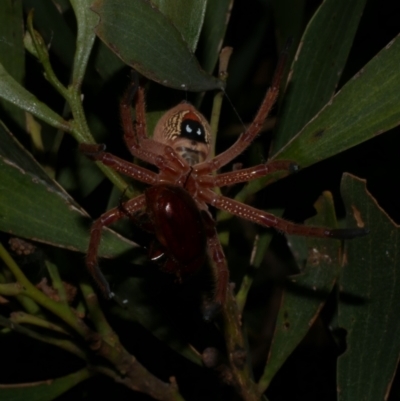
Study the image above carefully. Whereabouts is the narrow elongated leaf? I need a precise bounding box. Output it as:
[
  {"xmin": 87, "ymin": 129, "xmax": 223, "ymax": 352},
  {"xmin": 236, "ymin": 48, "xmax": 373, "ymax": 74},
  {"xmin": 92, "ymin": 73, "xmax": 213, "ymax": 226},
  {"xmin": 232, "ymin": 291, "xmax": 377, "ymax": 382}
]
[
  {"xmin": 273, "ymin": 33, "xmax": 400, "ymax": 167},
  {"xmin": 0, "ymin": 122, "xmax": 136, "ymax": 257},
  {"xmin": 0, "ymin": 63, "xmax": 69, "ymax": 132},
  {"xmin": 0, "ymin": 369, "xmax": 92, "ymax": 401},
  {"xmin": 91, "ymin": 0, "xmax": 223, "ymax": 91},
  {"xmin": 273, "ymin": 0, "xmax": 367, "ymax": 152},
  {"xmin": 0, "ymin": 0, "xmax": 25, "ymax": 130},
  {"xmin": 70, "ymin": 0, "xmax": 98, "ymax": 85},
  {"xmin": 338, "ymin": 174, "xmax": 400, "ymax": 401},
  {"xmin": 152, "ymin": 0, "xmax": 207, "ymax": 52},
  {"xmin": 198, "ymin": 0, "xmax": 233, "ymax": 74},
  {"xmin": 259, "ymin": 192, "xmax": 341, "ymax": 392}
]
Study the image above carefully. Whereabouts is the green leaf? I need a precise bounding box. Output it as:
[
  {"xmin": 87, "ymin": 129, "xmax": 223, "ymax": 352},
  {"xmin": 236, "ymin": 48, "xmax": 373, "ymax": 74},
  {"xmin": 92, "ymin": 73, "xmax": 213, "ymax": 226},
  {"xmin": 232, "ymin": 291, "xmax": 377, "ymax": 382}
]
[
  {"xmin": 70, "ymin": 0, "xmax": 98, "ymax": 86},
  {"xmin": 198, "ymin": 0, "xmax": 233, "ymax": 73},
  {"xmin": 338, "ymin": 174, "xmax": 400, "ymax": 401},
  {"xmin": 0, "ymin": 63, "xmax": 69, "ymax": 132},
  {"xmin": 152, "ymin": 0, "xmax": 207, "ymax": 52},
  {"xmin": 0, "ymin": 368, "xmax": 92, "ymax": 401},
  {"xmin": 258, "ymin": 191, "xmax": 341, "ymax": 392},
  {"xmin": 0, "ymin": 0, "xmax": 25, "ymax": 130},
  {"xmin": 273, "ymin": 33, "xmax": 400, "ymax": 167},
  {"xmin": 0, "ymin": 122, "xmax": 136, "ymax": 258},
  {"xmin": 273, "ymin": 0, "xmax": 367, "ymax": 152},
  {"xmin": 91, "ymin": 0, "xmax": 223, "ymax": 91}
]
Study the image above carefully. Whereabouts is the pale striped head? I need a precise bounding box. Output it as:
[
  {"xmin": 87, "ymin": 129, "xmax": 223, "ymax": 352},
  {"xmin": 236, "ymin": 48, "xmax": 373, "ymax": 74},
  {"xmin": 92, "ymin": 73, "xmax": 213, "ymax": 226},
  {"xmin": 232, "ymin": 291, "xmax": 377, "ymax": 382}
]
[{"xmin": 153, "ymin": 103, "xmax": 211, "ymax": 166}]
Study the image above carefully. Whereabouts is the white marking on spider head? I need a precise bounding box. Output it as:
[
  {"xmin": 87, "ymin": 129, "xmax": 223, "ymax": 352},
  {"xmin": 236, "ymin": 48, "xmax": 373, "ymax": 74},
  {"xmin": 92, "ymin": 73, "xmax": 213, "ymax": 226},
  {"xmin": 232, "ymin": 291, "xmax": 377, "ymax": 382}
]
[{"xmin": 186, "ymin": 125, "xmax": 192, "ymax": 133}]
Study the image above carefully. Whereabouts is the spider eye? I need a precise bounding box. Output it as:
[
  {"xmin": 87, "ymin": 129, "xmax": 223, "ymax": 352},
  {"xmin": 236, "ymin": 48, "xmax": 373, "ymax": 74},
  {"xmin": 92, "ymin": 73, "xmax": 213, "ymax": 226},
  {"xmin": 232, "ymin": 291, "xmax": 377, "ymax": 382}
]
[{"xmin": 181, "ymin": 119, "xmax": 206, "ymax": 143}]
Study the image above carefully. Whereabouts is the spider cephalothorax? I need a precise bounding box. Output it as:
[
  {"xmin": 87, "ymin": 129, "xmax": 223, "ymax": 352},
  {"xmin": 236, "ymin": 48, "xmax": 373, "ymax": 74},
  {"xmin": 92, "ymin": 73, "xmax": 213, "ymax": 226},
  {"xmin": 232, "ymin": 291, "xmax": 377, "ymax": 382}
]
[{"xmin": 80, "ymin": 50, "xmax": 367, "ymax": 317}]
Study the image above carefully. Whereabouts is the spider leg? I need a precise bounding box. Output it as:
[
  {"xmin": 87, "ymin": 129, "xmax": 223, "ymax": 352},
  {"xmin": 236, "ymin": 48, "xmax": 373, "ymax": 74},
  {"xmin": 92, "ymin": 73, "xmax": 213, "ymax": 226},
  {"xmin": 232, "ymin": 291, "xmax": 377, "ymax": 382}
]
[
  {"xmin": 200, "ymin": 189, "xmax": 368, "ymax": 239},
  {"xmin": 121, "ymin": 77, "xmax": 188, "ymax": 172},
  {"xmin": 194, "ymin": 48, "xmax": 288, "ymax": 175},
  {"xmin": 80, "ymin": 144, "xmax": 160, "ymax": 185},
  {"xmin": 202, "ymin": 214, "xmax": 230, "ymax": 320},
  {"xmin": 198, "ymin": 160, "xmax": 298, "ymax": 188},
  {"xmin": 121, "ymin": 78, "xmax": 149, "ymax": 147},
  {"xmin": 86, "ymin": 194, "xmax": 146, "ymax": 298}
]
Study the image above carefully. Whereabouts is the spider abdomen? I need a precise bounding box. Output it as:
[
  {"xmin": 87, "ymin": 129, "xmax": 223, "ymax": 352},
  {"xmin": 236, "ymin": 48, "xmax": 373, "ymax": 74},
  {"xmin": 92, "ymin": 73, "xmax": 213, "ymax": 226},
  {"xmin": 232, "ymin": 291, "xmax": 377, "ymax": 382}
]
[
  {"xmin": 153, "ymin": 103, "xmax": 212, "ymax": 165},
  {"xmin": 145, "ymin": 184, "xmax": 207, "ymax": 277}
]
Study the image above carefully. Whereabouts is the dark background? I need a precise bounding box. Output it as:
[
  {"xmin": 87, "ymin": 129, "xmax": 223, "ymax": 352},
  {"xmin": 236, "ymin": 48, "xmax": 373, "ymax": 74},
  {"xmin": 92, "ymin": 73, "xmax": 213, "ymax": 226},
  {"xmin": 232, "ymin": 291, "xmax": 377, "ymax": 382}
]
[{"xmin": 1, "ymin": 0, "xmax": 400, "ymax": 400}]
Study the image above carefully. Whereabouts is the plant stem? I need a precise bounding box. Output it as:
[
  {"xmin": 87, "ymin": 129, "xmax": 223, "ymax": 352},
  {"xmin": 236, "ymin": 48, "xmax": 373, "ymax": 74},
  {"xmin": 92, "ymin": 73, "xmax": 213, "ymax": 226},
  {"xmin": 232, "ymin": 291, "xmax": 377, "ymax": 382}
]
[
  {"xmin": 221, "ymin": 287, "xmax": 261, "ymax": 401},
  {"xmin": 80, "ymin": 281, "xmax": 115, "ymax": 340},
  {"xmin": 210, "ymin": 47, "xmax": 233, "ymax": 159},
  {"xmin": 0, "ymin": 242, "xmax": 90, "ymax": 338}
]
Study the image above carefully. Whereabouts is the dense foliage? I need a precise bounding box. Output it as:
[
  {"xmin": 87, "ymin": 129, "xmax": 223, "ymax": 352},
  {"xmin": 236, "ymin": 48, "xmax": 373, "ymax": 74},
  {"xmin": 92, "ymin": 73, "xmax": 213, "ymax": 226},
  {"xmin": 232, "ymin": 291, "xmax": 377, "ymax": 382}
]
[{"xmin": 0, "ymin": 0, "xmax": 399, "ymax": 400}]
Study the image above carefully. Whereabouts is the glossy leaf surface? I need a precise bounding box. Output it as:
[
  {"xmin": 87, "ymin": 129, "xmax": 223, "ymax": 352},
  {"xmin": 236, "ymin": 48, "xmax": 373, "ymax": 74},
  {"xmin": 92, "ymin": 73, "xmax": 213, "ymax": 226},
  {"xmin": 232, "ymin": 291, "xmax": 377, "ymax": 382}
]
[
  {"xmin": 273, "ymin": 0, "xmax": 367, "ymax": 151},
  {"xmin": 0, "ymin": 0, "xmax": 25, "ymax": 130},
  {"xmin": 0, "ymin": 63, "xmax": 69, "ymax": 132},
  {"xmin": 273, "ymin": 34, "xmax": 400, "ymax": 167},
  {"xmin": 92, "ymin": 0, "xmax": 223, "ymax": 91},
  {"xmin": 0, "ymin": 122, "xmax": 135, "ymax": 257},
  {"xmin": 70, "ymin": 0, "xmax": 98, "ymax": 85},
  {"xmin": 152, "ymin": 0, "xmax": 207, "ymax": 52}
]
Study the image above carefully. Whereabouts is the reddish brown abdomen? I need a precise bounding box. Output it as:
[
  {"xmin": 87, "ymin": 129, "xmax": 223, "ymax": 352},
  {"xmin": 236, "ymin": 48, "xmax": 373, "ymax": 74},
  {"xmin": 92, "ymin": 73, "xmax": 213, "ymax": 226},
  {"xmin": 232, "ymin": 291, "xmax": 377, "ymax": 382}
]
[{"xmin": 145, "ymin": 184, "xmax": 206, "ymax": 276}]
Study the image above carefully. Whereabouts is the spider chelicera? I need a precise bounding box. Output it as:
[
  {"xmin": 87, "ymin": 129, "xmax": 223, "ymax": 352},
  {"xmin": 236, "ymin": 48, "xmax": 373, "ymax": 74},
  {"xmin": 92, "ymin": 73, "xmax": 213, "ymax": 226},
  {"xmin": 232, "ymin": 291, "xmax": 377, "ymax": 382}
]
[{"xmin": 80, "ymin": 51, "xmax": 367, "ymax": 317}]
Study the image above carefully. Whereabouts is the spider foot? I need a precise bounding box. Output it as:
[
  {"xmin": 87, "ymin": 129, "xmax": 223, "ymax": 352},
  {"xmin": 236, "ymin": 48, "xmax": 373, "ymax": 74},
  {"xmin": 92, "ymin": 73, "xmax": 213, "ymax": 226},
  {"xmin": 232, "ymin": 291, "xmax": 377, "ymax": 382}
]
[
  {"xmin": 95, "ymin": 288, "xmax": 128, "ymax": 308},
  {"xmin": 96, "ymin": 281, "xmax": 114, "ymax": 300},
  {"xmin": 125, "ymin": 70, "xmax": 140, "ymax": 104},
  {"xmin": 112, "ymin": 293, "xmax": 131, "ymax": 309},
  {"xmin": 79, "ymin": 143, "xmax": 106, "ymax": 160},
  {"xmin": 328, "ymin": 227, "xmax": 369, "ymax": 239}
]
